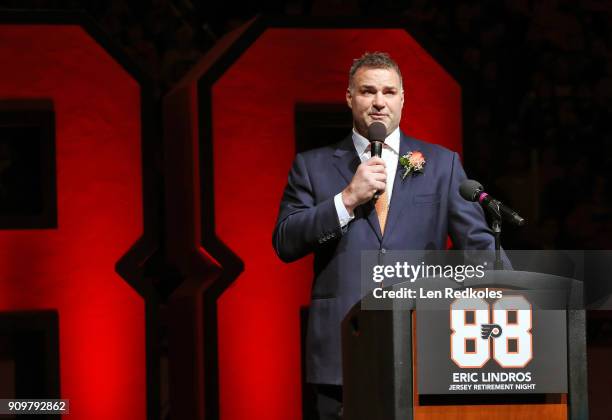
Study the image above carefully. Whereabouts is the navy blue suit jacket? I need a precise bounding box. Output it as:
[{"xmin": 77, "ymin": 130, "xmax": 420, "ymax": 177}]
[{"xmin": 273, "ymin": 132, "xmax": 496, "ymax": 385}]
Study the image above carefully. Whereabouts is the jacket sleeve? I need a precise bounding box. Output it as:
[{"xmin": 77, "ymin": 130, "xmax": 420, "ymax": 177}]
[
  {"xmin": 447, "ymin": 152, "xmax": 496, "ymax": 250},
  {"xmin": 272, "ymin": 153, "xmax": 343, "ymax": 263},
  {"xmin": 447, "ymin": 152, "xmax": 513, "ymax": 268}
]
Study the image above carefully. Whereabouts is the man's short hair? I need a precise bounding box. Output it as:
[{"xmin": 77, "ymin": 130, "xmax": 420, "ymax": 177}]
[{"xmin": 348, "ymin": 52, "xmax": 403, "ymax": 90}]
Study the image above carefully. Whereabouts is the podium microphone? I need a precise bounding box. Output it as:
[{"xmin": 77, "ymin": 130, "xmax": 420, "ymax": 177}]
[
  {"xmin": 459, "ymin": 179, "xmax": 526, "ymax": 226},
  {"xmin": 368, "ymin": 122, "xmax": 386, "ymax": 199}
]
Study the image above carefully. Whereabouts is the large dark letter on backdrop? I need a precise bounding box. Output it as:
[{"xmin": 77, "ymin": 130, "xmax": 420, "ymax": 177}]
[{"xmin": 0, "ymin": 15, "xmax": 156, "ymax": 420}]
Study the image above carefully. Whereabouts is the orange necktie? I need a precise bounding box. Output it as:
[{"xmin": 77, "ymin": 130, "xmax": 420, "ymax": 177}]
[{"xmin": 375, "ymin": 189, "xmax": 389, "ymax": 234}]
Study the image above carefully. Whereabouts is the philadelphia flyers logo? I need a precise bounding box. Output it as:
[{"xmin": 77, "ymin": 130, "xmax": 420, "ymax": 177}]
[{"xmin": 481, "ymin": 323, "xmax": 503, "ymax": 339}]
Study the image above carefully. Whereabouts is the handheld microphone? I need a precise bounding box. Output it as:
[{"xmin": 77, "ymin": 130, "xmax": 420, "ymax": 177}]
[
  {"xmin": 367, "ymin": 122, "xmax": 386, "ymax": 159},
  {"xmin": 459, "ymin": 180, "xmax": 526, "ymax": 226},
  {"xmin": 367, "ymin": 122, "xmax": 387, "ymax": 199}
]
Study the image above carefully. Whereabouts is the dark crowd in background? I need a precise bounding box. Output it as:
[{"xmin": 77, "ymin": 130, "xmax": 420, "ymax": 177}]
[{"xmin": 2, "ymin": 0, "xmax": 611, "ymax": 250}]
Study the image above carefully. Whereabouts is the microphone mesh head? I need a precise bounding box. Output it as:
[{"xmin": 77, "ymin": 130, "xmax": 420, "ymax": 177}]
[
  {"xmin": 459, "ymin": 180, "xmax": 484, "ymax": 202},
  {"xmin": 367, "ymin": 122, "xmax": 387, "ymax": 142}
]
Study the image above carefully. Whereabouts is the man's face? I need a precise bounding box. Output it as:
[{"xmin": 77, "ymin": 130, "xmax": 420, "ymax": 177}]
[{"xmin": 346, "ymin": 66, "xmax": 404, "ymax": 137}]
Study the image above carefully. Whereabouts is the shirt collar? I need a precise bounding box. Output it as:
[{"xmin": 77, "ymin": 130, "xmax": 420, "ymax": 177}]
[{"xmin": 352, "ymin": 126, "xmax": 401, "ymax": 157}]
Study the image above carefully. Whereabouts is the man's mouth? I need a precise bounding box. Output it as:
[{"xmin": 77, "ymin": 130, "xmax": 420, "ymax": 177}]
[{"xmin": 369, "ymin": 113, "xmax": 388, "ymax": 119}]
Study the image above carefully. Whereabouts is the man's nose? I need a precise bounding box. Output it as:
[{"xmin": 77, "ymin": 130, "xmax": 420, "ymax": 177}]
[{"xmin": 372, "ymin": 92, "xmax": 385, "ymax": 109}]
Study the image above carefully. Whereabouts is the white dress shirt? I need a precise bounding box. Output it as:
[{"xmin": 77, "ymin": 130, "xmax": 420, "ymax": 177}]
[{"xmin": 334, "ymin": 127, "xmax": 401, "ymax": 227}]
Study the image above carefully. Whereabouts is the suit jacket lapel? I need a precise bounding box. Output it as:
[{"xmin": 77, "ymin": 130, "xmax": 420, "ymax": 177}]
[
  {"xmin": 364, "ymin": 200, "xmax": 383, "ymax": 242},
  {"xmin": 332, "ymin": 135, "xmax": 360, "ymax": 184},
  {"xmin": 384, "ymin": 133, "xmax": 416, "ymax": 240},
  {"xmin": 333, "ymin": 135, "xmax": 383, "ymax": 242}
]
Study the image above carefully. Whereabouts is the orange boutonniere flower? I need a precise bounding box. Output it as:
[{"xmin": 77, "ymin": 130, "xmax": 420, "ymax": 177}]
[{"xmin": 399, "ymin": 151, "xmax": 426, "ymax": 179}]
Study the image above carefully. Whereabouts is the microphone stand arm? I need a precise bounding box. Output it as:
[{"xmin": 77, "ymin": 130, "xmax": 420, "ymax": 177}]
[{"xmin": 488, "ymin": 202, "xmax": 503, "ymax": 270}]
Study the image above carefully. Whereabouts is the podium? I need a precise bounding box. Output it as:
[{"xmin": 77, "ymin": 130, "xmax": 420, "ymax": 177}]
[{"xmin": 341, "ymin": 271, "xmax": 588, "ymax": 420}]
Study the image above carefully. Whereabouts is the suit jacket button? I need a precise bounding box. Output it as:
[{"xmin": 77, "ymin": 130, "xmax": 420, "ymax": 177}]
[{"xmin": 381, "ymin": 248, "xmax": 387, "ymax": 254}]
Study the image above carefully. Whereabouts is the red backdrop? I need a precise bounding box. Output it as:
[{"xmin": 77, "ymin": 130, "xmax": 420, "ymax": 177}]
[
  {"xmin": 0, "ymin": 25, "xmax": 145, "ymax": 419},
  {"xmin": 205, "ymin": 28, "xmax": 462, "ymax": 419}
]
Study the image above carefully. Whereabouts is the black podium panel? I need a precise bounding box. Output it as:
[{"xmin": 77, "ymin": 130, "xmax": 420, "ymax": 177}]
[{"xmin": 417, "ymin": 302, "xmax": 567, "ymax": 394}]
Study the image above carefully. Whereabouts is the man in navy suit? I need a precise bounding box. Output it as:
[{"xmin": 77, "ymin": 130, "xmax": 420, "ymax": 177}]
[{"xmin": 273, "ymin": 52, "xmax": 495, "ymax": 419}]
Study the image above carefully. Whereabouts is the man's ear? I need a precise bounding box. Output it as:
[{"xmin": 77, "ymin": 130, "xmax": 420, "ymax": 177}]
[{"xmin": 346, "ymin": 88, "xmax": 353, "ymax": 109}]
